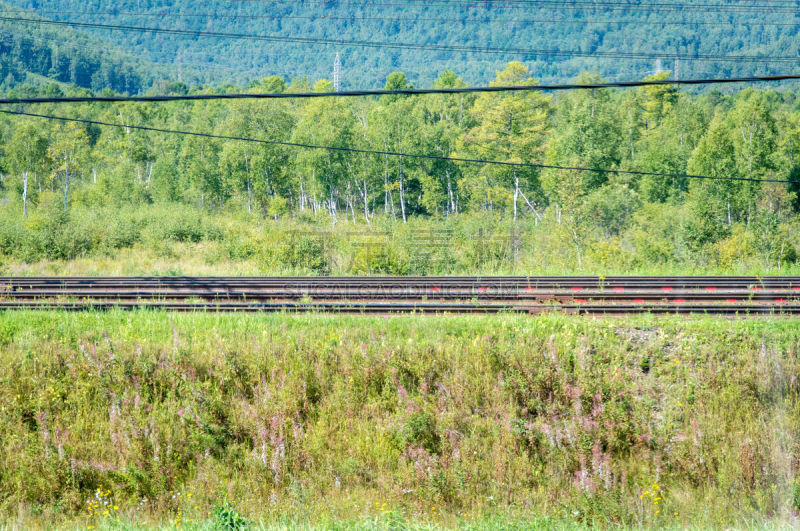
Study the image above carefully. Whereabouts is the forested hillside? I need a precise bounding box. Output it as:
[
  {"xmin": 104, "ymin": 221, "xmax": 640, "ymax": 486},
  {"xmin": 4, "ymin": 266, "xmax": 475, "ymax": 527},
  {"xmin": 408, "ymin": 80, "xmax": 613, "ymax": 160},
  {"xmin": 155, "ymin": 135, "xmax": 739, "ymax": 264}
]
[
  {"xmin": 2, "ymin": 0, "xmax": 800, "ymax": 88},
  {"xmin": 0, "ymin": 6, "xmax": 172, "ymax": 94},
  {"xmin": 1, "ymin": 64, "xmax": 799, "ymax": 275},
  {"xmin": 0, "ymin": 1, "xmax": 224, "ymax": 93}
]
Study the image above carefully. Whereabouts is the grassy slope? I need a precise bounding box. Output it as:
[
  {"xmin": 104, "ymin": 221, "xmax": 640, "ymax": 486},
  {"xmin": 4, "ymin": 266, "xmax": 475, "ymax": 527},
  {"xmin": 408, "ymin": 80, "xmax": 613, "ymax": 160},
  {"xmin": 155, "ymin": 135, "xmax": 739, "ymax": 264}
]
[{"xmin": 0, "ymin": 311, "xmax": 798, "ymax": 528}]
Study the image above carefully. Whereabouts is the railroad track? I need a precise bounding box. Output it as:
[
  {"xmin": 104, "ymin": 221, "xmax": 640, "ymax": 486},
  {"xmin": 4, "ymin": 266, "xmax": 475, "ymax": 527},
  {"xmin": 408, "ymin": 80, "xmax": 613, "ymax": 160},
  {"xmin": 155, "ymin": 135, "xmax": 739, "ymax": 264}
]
[{"xmin": 1, "ymin": 276, "xmax": 800, "ymax": 314}]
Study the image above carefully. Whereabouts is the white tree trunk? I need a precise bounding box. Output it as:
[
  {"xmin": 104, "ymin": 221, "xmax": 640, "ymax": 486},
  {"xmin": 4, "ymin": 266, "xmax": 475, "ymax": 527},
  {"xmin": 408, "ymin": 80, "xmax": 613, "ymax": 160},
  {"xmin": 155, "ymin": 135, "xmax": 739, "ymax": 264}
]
[
  {"xmin": 399, "ymin": 160, "xmax": 407, "ymax": 223},
  {"xmin": 447, "ymin": 171, "xmax": 456, "ymax": 215},
  {"xmin": 329, "ymin": 187, "xmax": 337, "ymax": 225},
  {"xmin": 22, "ymin": 171, "xmax": 28, "ymax": 217},
  {"xmin": 63, "ymin": 153, "xmax": 70, "ymax": 211},
  {"xmin": 362, "ymin": 180, "xmax": 370, "ymax": 224}
]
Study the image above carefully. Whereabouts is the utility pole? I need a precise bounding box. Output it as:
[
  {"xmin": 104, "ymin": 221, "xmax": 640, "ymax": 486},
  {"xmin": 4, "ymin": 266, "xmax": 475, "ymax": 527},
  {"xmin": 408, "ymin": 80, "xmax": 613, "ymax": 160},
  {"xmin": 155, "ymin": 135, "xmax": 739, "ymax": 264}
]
[
  {"xmin": 655, "ymin": 58, "xmax": 662, "ymax": 74},
  {"xmin": 673, "ymin": 58, "xmax": 679, "ymax": 79},
  {"xmin": 333, "ymin": 52, "xmax": 341, "ymax": 92}
]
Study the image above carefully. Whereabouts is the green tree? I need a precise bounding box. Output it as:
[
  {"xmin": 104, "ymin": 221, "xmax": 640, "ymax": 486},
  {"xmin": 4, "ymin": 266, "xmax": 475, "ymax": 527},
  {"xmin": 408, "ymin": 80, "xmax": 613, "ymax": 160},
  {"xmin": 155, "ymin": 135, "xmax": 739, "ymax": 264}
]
[
  {"xmin": 638, "ymin": 72, "xmax": 679, "ymax": 129},
  {"xmin": 542, "ymin": 73, "xmax": 622, "ymax": 206},
  {"xmin": 47, "ymin": 121, "xmax": 89, "ymax": 210},
  {"xmin": 728, "ymin": 90, "xmax": 778, "ymax": 223},
  {"xmin": 292, "ymin": 79, "xmax": 356, "ymax": 223},
  {"xmin": 635, "ymin": 97, "xmax": 709, "ymax": 202},
  {"xmin": 7, "ymin": 122, "xmax": 49, "ymax": 216},
  {"xmin": 458, "ymin": 62, "xmax": 551, "ymax": 219},
  {"xmin": 368, "ymin": 72, "xmax": 424, "ymax": 222},
  {"xmin": 686, "ymin": 113, "xmax": 738, "ymax": 246}
]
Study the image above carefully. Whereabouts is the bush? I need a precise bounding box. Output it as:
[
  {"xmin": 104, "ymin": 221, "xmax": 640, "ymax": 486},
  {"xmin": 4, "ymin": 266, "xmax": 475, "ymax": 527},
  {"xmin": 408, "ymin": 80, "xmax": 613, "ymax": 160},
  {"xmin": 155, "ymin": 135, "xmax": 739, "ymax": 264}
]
[
  {"xmin": 349, "ymin": 244, "xmax": 409, "ymax": 275},
  {"xmin": 275, "ymin": 234, "xmax": 329, "ymax": 274},
  {"xmin": 143, "ymin": 208, "xmax": 224, "ymax": 243},
  {"xmin": 212, "ymin": 500, "xmax": 250, "ymax": 530},
  {"xmin": 398, "ymin": 410, "xmax": 441, "ymax": 455}
]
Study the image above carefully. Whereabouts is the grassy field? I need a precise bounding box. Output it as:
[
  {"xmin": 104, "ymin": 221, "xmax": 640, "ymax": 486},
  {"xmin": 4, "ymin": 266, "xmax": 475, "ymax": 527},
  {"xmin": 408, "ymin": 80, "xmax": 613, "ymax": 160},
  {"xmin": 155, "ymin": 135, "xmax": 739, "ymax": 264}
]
[{"xmin": 0, "ymin": 311, "xmax": 798, "ymax": 529}]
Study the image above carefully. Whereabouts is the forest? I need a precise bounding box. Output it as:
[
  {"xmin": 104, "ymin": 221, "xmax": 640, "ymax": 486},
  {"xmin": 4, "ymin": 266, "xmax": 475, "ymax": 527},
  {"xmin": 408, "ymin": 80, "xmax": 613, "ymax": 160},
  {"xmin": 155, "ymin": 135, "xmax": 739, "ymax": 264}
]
[
  {"xmin": 1, "ymin": 0, "xmax": 800, "ymax": 89},
  {"xmin": 0, "ymin": 63, "xmax": 799, "ymax": 275}
]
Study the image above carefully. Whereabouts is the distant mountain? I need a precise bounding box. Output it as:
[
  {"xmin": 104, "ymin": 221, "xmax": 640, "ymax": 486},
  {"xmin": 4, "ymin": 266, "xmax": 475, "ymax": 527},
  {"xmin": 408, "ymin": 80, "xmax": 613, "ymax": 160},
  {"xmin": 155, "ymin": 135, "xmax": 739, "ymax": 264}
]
[{"xmin": 2, "ymin": 0, "xmax": 800, "ymax": 89}]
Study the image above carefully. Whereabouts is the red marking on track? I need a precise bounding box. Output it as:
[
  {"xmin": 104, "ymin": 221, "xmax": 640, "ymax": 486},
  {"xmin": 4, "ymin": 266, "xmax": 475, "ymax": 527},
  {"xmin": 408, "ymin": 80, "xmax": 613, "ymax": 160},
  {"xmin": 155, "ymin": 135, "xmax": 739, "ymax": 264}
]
[
  {"xmin": 612, "ymin": 286, "xmax": 624, "ymax": 292},
  {"xmin": 705, "ymin": 287, "xmax": 717, "ymax": 291},
  {"xmin": 661, "ymin": 286, "xmax": 673, "ymax": 292},
  {"xmin": 751, "ymin": 286, "xmax": 762, "ymax": 291},
  {"xmin": 478, "ymin": 287, "xmax": 489, "ymax": 292},
  {"xmin": 673, "ymin": 298, "xmax": 686, "ymax": 303},
  {"xmin": 793, "ymin": 287, "xmax": 800, "ymax": 291},
  {"xmin": 575, "ymin": 298, "xmax": 587, "ymax": 304},
  {"xmin": 726, "ymin": 298, "xmax": 737, "ymax": 303},
  {"xmin": 525, "ymin": 286, "xmax": 536, "ymax": 291},
  {"xmin": 570, "ymin": 286, "xmax": 583, "ymax": 291},
  {"xmin": 776, "ymin": 298, "xmax": 787, "ymax": 303},
  {"xmin": 633, "ymin": 298, "xmax": 645, "ymax": 304},
  {"xmin": 429, "ymin": 286, "xmax": 441, "ymax": 291}
]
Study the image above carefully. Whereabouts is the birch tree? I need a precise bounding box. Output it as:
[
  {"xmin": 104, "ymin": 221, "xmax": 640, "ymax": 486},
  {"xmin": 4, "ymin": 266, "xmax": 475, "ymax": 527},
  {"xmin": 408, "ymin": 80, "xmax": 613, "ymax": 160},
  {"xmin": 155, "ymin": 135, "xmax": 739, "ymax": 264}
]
[
  {"xmin": 8, "ymin": 123, "xmax": 48, "ymax": 217},
  {"xmin": 47, "ymin": 122, "xmax": 89, "ymax": 211}
]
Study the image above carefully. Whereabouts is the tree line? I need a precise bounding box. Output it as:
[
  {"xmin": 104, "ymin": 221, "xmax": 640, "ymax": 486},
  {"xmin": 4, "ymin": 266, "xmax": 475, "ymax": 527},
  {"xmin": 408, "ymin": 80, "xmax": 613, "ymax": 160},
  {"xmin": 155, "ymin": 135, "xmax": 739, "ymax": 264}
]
[{"xmin": 1, "ymin": 63, "xmax": 799, "ymax": 258}]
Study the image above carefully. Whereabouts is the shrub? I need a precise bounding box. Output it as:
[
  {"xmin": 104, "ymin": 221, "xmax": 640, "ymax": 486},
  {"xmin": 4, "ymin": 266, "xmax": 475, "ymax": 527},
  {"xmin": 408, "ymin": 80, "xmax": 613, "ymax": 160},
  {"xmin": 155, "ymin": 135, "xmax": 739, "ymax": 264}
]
[
  {"xmin": 212, "ymin": 500, "xmax": 250, "ymax": 530},
  {"xmin": 275, "ymin": 235, "xmax": 329, "ymax": 274},
  {"xmin": 349, "ymin": 244, "xmax": 409, "ymax": 275},
  {"xmin": 398, "ymin": 410, "xmax": 441, "ymax": 455}
]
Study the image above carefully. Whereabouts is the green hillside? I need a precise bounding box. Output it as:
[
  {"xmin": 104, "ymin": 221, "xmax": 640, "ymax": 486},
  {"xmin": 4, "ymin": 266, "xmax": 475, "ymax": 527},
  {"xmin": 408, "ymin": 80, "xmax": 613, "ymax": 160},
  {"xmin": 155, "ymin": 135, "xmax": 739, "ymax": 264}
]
[
  {"xmin": 2, "ymin": 0, "xmax": 800, "ymax": 88},
  {"xmin": 0, "ymin": 1, "xmax": 228, "ymax": 93}
]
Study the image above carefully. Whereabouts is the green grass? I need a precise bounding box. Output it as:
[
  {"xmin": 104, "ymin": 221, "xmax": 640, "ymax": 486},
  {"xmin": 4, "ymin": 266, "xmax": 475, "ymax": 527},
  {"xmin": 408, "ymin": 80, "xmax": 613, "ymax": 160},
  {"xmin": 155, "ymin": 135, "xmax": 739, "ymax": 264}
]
[
  {"xmin": 2, "ymin": 203, "xmax": 799, "ymax": 277},
  {"xmin": 0, "ymin": 311, "xmax": 798, "ymax": 528}
]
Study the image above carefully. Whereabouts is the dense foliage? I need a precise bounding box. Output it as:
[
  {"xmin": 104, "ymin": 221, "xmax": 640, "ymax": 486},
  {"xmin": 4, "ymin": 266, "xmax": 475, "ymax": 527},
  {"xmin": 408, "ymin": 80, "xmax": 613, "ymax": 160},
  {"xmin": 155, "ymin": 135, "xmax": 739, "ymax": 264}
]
[
  {"xmin": 1, "ymin": 65, "xmax": 800, "ymax": 273},
  {"xmin": 0, "ymin": 1, "xmax": 177, "ymax": 93},
  {"xmin": 0, "ymin": 312, "xmax": 797, "ymax": 527},
  {"xmin": 4, "ymin": 0, "xmax": 800, "ymax": 87}
]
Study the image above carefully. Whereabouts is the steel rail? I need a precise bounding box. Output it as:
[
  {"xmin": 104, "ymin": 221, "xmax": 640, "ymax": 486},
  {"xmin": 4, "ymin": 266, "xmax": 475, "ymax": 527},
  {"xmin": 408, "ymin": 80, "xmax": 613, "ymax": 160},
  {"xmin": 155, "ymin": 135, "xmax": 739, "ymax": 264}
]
[
  {"xmin": 0, "ymin": 300, "xmax": 799, "ymax": 315},
  {"xmin": 2, "ymin": 288, "xmax": 799, "ymax": 301},
  {"xmin": 1, "ymin": 276, "xmax": 800, "ymax": 315},
  {"xmin": 2, "ymin": 276, "xmax": 800, "ymax": 288}
]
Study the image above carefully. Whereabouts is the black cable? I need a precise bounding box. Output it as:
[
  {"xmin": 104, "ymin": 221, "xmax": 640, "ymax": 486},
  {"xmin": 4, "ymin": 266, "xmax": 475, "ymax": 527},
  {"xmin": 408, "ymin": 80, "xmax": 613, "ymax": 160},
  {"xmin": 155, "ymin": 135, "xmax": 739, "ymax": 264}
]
[
  {"xmin": 8, "ymin": 8, "xmax": 800, "ymax": 26},
  {"xmin": 1, "ymin": 108, "xmax": 796, "ymax": 184},
  {"xmin": 2, "ymin": 74, "xmax": 800, "ymax": 105},
  {"xmin": 224, "ymin": 0, "xmax": 800, "ymax": 12},
  {"xmin": 3, "ymin": 16, "xmax": 799, "ymax": 64}
]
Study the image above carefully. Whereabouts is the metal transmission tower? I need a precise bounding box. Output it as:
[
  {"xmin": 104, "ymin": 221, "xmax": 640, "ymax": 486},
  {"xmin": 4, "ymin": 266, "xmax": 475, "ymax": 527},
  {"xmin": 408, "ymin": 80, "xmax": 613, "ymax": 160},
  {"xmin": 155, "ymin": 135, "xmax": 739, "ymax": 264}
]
[{"xmin": 333, "ymin": 53, "xmax": 341, "ymax": 92}]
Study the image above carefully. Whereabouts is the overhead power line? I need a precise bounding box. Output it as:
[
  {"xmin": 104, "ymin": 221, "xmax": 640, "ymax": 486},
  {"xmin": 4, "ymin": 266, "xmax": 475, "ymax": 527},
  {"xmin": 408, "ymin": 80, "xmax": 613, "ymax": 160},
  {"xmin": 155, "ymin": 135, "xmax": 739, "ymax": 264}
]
[
  {"xmin": 2, "ymin": 74, "xmax": 800, "ymax": 105},
  {"xmin": 3, "ymin": 16, "xmax": 799, "ymax": 64},
  {"xmin": 1, "ymin": 108, "xmax": 796, "ymax": 185},
  {"xmin": 224, "ymin": 0, "xmax": 800, "ymax": 12},
  {"xmin": 7, "ymin": 8, "xmax": 800, "ymax": 27}
]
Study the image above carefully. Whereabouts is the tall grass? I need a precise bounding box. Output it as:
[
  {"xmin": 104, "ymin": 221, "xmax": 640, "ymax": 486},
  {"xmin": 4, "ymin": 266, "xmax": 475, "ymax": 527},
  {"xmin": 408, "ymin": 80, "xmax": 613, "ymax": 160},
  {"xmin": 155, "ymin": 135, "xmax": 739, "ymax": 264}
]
[
  {"xmin": 2, "ymin": 202, "xmax": 800, "ymax": 276},
  {"xmin": 0, "ymin": 311, "xmax": 797, "ymax": 528}
]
